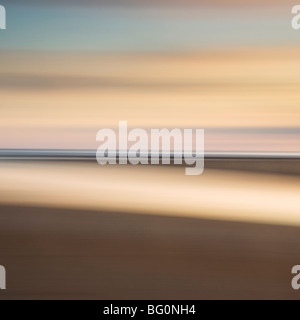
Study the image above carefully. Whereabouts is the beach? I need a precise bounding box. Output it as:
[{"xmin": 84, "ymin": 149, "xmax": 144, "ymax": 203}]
[{"xmin": 0, "ymin": 160, "xmax": 299, "ymax": 299}]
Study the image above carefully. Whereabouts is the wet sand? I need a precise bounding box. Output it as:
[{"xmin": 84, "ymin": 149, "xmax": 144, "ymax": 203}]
[
  {"xmin": 0, "ymin": 205, "xmax": 300, "ymax": 300},
  {"xmin": 0, "ymin": 161, "xmax": 300, "ymax": 226}
]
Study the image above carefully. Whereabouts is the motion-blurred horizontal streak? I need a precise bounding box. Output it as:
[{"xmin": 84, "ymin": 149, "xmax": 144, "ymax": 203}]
[
  {"xmin": 0, "ymin": 149, "xmax": 299, "ymax": 175},
  {"xmin": 0, "ymin": 149, "xmax": 299, "ymax": 158}
]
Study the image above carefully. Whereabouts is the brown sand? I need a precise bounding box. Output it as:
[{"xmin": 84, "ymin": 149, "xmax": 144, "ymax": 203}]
[{"xmin": 0, "ymin": 205, "xmax": 299, "ymax": 300}]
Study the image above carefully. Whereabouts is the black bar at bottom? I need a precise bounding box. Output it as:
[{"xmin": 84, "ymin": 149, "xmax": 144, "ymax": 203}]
[{"xmin": 0, "ymin": 300, "xmax": 292, "ymax": 319}]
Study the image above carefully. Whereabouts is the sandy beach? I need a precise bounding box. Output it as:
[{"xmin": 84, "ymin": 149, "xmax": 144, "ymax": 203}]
[
  {"xmin": 1, "ymin": 204, "xmax": 300, "ymax": 300},
  {"xmin": 0, "ymin": 160, "xmax": 299, "ymax": 299}
]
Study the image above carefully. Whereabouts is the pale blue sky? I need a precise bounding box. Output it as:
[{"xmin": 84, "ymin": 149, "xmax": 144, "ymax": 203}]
[{"xmin": 0, "ymin": 4, "xmax": 298, "ymax": 52}]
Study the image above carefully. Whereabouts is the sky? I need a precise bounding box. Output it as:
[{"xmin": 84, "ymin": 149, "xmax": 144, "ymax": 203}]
[
  {"xmin": 0, "ymin": 3, "xmax": 298, "ymax": 51},
  {"xmin": 2, "ymin": 0, "xmax": 294, "ymax": 5},
  {"xmin": 0, "ymin": 2, "xmax": 299, "ymax": 151}
]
